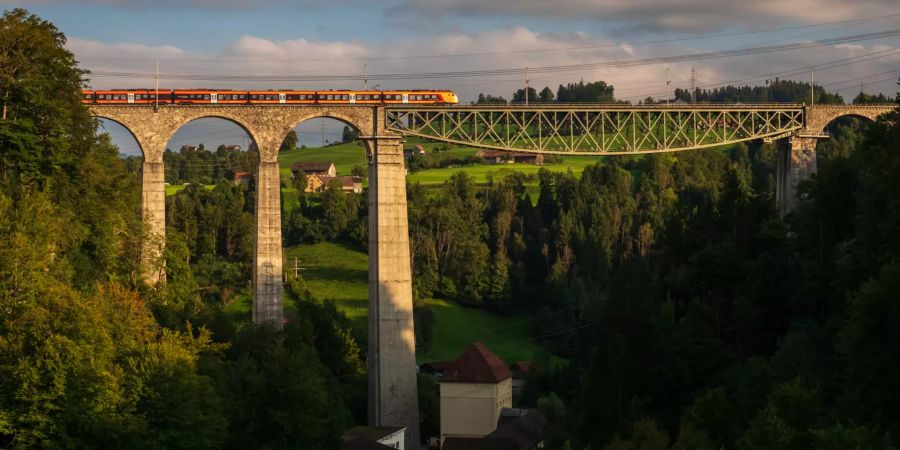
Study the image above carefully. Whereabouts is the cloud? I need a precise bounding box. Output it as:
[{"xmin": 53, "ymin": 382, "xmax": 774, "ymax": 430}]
[
  {"xmin": 4, "ymin": 0, "xmax": 370, "ymax": 9},
  {"xmin": 68, "ymin": 26, "xmax": 900, "ymax": 102},
  {"xmin": 396, "ymin": 0, "xmax": 900, "ymax": 33}
]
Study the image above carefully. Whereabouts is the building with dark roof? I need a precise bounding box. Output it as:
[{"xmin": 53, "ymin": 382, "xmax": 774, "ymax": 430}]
[
  {"xmin": 475, "ymin": 150, "xmax": 544, "ymax": 165},
  {"xmin": 232, "ymin": 171, "xmax": 253, "ymax": 186},
  {"xmin": 441, "ymin": 342, "xmax": 512, "ymax": 383},
  {"xmin": 343, "ymin": 426, "xmax": 405, "ymax": 450},
  {"xmin": 440, "ymin": 343, "xmax": 513, "ymax": 445},
  {"xmin": 342, "ymin": 436, "xmax": 396, "ymax": 450},
  {"xmin": 290, "ymin": 161, "xmax": 336, "ymax": 178},
  {"xmin": 441, "ymin": 409, "xmax": 547, "ymax": 450}
]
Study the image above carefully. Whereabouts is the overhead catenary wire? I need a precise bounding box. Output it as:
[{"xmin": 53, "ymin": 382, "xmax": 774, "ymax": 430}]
[
  {"xmin": 616, "ymin": 48, "xmax": 900, "ymax": 101},
  {"xmin": 78, "ymin": 13, "xmax": 900, "ymax": 64},
  {"xmin": 86, "ymin": 29, "xmax": 900, "ymax": 83}
]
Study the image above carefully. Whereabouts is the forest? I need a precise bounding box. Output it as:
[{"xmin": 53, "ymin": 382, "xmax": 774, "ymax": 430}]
[{"xmin": 2, "ymin": 8, "xmax": 900, "ymax": 450}]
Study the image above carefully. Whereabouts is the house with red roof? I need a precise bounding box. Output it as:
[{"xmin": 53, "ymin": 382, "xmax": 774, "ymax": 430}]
[{"xmin": 439, "ymin": 342, "xmax": 513, "ymax": 445}]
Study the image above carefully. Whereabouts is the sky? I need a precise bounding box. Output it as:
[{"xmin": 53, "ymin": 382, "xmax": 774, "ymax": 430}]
[{"xmin": 5, "ymin": 0, "xmax": 900, "ymax": 157}]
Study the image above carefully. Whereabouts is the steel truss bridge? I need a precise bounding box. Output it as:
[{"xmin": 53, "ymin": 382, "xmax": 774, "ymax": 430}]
[{"xmin": 386, "ymin": 104, "xmax": 809, "ymax": 155}]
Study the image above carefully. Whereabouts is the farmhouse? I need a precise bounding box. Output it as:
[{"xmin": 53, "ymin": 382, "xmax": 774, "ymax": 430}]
[
  {"xmin": 475, "ymin": 150, "xmax": 544, "ymax": 165},
  {"xmin": 291, "ymin": 161, "xmax": 336, "ymax": 178}
]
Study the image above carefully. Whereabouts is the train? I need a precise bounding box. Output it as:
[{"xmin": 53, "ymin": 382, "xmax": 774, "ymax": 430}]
[{"xmin": 81, "ymin": 89, "xmax": 459, "ymax": 105}]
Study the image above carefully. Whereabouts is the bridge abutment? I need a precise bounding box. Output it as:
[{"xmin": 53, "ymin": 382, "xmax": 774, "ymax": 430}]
[
  {"xmin": 366, "ymin": 135, "xmax": 420, "ymax": 445},
  {"xmin": 253, "ymin": 158, "xmax": 285, "ymax": 326}
]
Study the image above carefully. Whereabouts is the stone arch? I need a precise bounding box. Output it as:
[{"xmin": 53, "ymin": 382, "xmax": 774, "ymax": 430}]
[
  {"xmin": 94, "ymin": 116, "xmax": 145, "ymax": 157},
  {"xmin": 805, "ymin": 105, "xmax": 892, "ymax": 135},
  {"xmin": 280, "ymin": 107, "xmax": 380, "ymax": 159},
  {"xmin": 818, "ymin": 113, "xmax": 878, "ymax": 134},
  {"xmin": 156, "ymin": 110, "xmax": 265, "ymax": 161}
]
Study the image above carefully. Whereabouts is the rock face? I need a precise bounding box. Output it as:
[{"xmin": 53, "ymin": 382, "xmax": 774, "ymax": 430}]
[{"xmin": 90, "ymin": 105, "xmax": 419, "ymax": 442}]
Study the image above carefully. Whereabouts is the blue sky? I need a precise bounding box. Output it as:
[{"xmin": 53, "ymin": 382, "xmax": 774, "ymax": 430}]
[{"xmin": 5, "ymin": 0, "xmax": 899, "ymax": 158}]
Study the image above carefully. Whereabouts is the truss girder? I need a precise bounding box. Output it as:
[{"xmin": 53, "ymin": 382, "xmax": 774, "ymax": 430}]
[{"xmin": 386, "ymin": 107, "xmax": 804, "ymax": 155}]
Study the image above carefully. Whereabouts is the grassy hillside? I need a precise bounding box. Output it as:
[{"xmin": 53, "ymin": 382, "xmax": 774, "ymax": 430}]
[
  {"xmin": 282, "ymin": 240, "xmax": 559, "ymax": 365},
  {"xmin": 421, "ymin": 298, "xmax": 556, "ymax": 365}
]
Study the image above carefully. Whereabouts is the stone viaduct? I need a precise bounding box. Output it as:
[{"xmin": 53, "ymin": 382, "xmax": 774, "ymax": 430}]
[
  {"xmin": 91, "ymin": 105, "xmax": 420, "ymax": 444},
  {"xmin": 89, "ymin": 102, "xmax": 895, "ymax": 443},
  {"xmin": 778, "ymin": 104, "xmax": 893, "ymax": 214}
]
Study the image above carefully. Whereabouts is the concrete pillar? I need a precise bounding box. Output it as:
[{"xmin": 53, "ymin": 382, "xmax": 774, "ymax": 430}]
[
  {"xmin": 366, "ymin": 137, "xmax": 420, "ymax": 445},
  {"xmin": 253, "ymin": 158, "xmax": 284, "ymax": 326},
  {"xmin": 777, "ymin": 136, "xmax": 819, "ymax": 216},
  {"xmin": 141, "ymin": 160, "xmax": 166, "ymax": 284}
]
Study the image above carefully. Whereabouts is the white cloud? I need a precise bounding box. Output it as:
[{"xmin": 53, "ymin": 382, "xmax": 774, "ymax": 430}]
[
  {"xmin": 69, "ymin": 26, "xmax": 900, "ymax": 102},
  {"xmin": 397, "ymin": 0, "xmax": 900, "ymax": 33}
]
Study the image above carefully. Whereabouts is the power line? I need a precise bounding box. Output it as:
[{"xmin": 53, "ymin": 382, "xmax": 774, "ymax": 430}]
[
  {"xmin": 78, "ymin": 13, "xmax": 900, "ymax": 64},
  {"xmin": 87, "ymin": 29, "xmax": 900, "ymax": 83},
  {"xmin": 617, "ymin": 47, "xmax": 900, "ymax": 101}
]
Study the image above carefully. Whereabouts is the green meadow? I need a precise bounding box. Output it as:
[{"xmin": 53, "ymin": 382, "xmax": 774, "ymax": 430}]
[{"xmin": 276, "ymin": 240, "xmax": 559, "ymax": 365}]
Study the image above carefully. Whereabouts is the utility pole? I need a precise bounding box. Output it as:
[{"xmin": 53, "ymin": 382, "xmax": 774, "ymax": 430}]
[
  {"xmin": 290, "ymin": 257, "xmax": 302, "ymax": 279},
  {"xmin": 321, "ymin": 120, "xmax": 326, "ymax": 147},
  {"xmin": 524, "ymin": 66, "xmax": 529, "ymax": 106},
  {"xmin": 155, "ymin": 60, "xmax": 159, "ymax": 111},
  {"xmin": 665, "ymin": 67, "xmax": 670, "ymax": 106},
  {"xmin": 690, "ymin": 65, "xmax": 696, "ymax": 103},
  {"xmin": 810, "ymin": 67, "xmax": 815, "ymax": 106},
  {"xmin": 364, "ymin": 64, "xmax": 368, "ymax": 91}
]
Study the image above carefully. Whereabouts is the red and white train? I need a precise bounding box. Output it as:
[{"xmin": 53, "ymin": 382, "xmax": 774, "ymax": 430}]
[{"xmin": 81, "ymin": 89, "xmax": 459, "ymax": 105}]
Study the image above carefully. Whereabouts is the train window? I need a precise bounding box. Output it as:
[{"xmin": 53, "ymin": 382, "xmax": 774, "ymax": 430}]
[{"xmin": 374, "ymin": 94, "xmax": 381, "ymax": 100}]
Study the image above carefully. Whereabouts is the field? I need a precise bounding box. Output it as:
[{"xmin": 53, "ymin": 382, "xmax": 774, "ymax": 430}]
[
  {"xmin": 276, "ymin": 139, "xmax": 609, "ymax": 185},
  {"xmin": 165, "ymin": 184, "xmax": 216, "ymax": 195},
  {"xmin": 278, "ymin": 141, "xmax": 367, "ymax": 177},
  {"xmin": 420, "ymin": 298, "xmax": 556, "ymax": 365},
  {"xmin": 281, "ymin": 240, "xmax": 559, "ymax": 365}
]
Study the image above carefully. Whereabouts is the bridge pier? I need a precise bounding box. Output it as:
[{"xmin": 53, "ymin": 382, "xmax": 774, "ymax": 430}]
[
  {"xmin": 365, "ymin": 135, "xmax": 420, "ymax": 445},
  {"xmin": 253, "ymin": 158, "xmax": 284, "ymax": 326},
  {"xmin": 777, "ymin": 135, "xmax": 820, "ymax": 216},
  {"xmin": 141, "ymin": 159, "xmax": 166, "ymax": 284}
]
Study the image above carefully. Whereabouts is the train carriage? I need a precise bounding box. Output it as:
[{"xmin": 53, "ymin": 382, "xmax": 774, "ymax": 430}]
[
  {"xmin": 248, "ymin": 91, "xmax": 283, "ymax": 104},
  {"xmin": 213, "ymin": 90, "xmax": 249, "ymax": 104},
  {"xmin": 173, "ymin": 90, "xmax": 213, "ymax": 104},
  {"xmin": 284, "ymin": 91, "xmax": 318, "ymax": 104},
  {"xmin": 82, "ymin": 89, "xmax": 459, "ymax": 105}
]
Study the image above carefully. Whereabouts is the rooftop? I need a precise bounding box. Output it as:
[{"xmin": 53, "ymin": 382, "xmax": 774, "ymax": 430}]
[
  {"xmin": 341, "ymin": 436, "xmax": 395, "ymax": 450},
  {"xmin": 343, "ymin": 426, "xmax": 404, "ymax": 442},
  {"xmin": 441, "ymin": 342, "xmax": 512, "ymax": 384},
  {"xmin": 441, "ymin": 437, "xmax": 519, "ymax": 450},
  {"xmin": 291, "ymin": 161, "xmax": 334, "ymax": 172}
]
